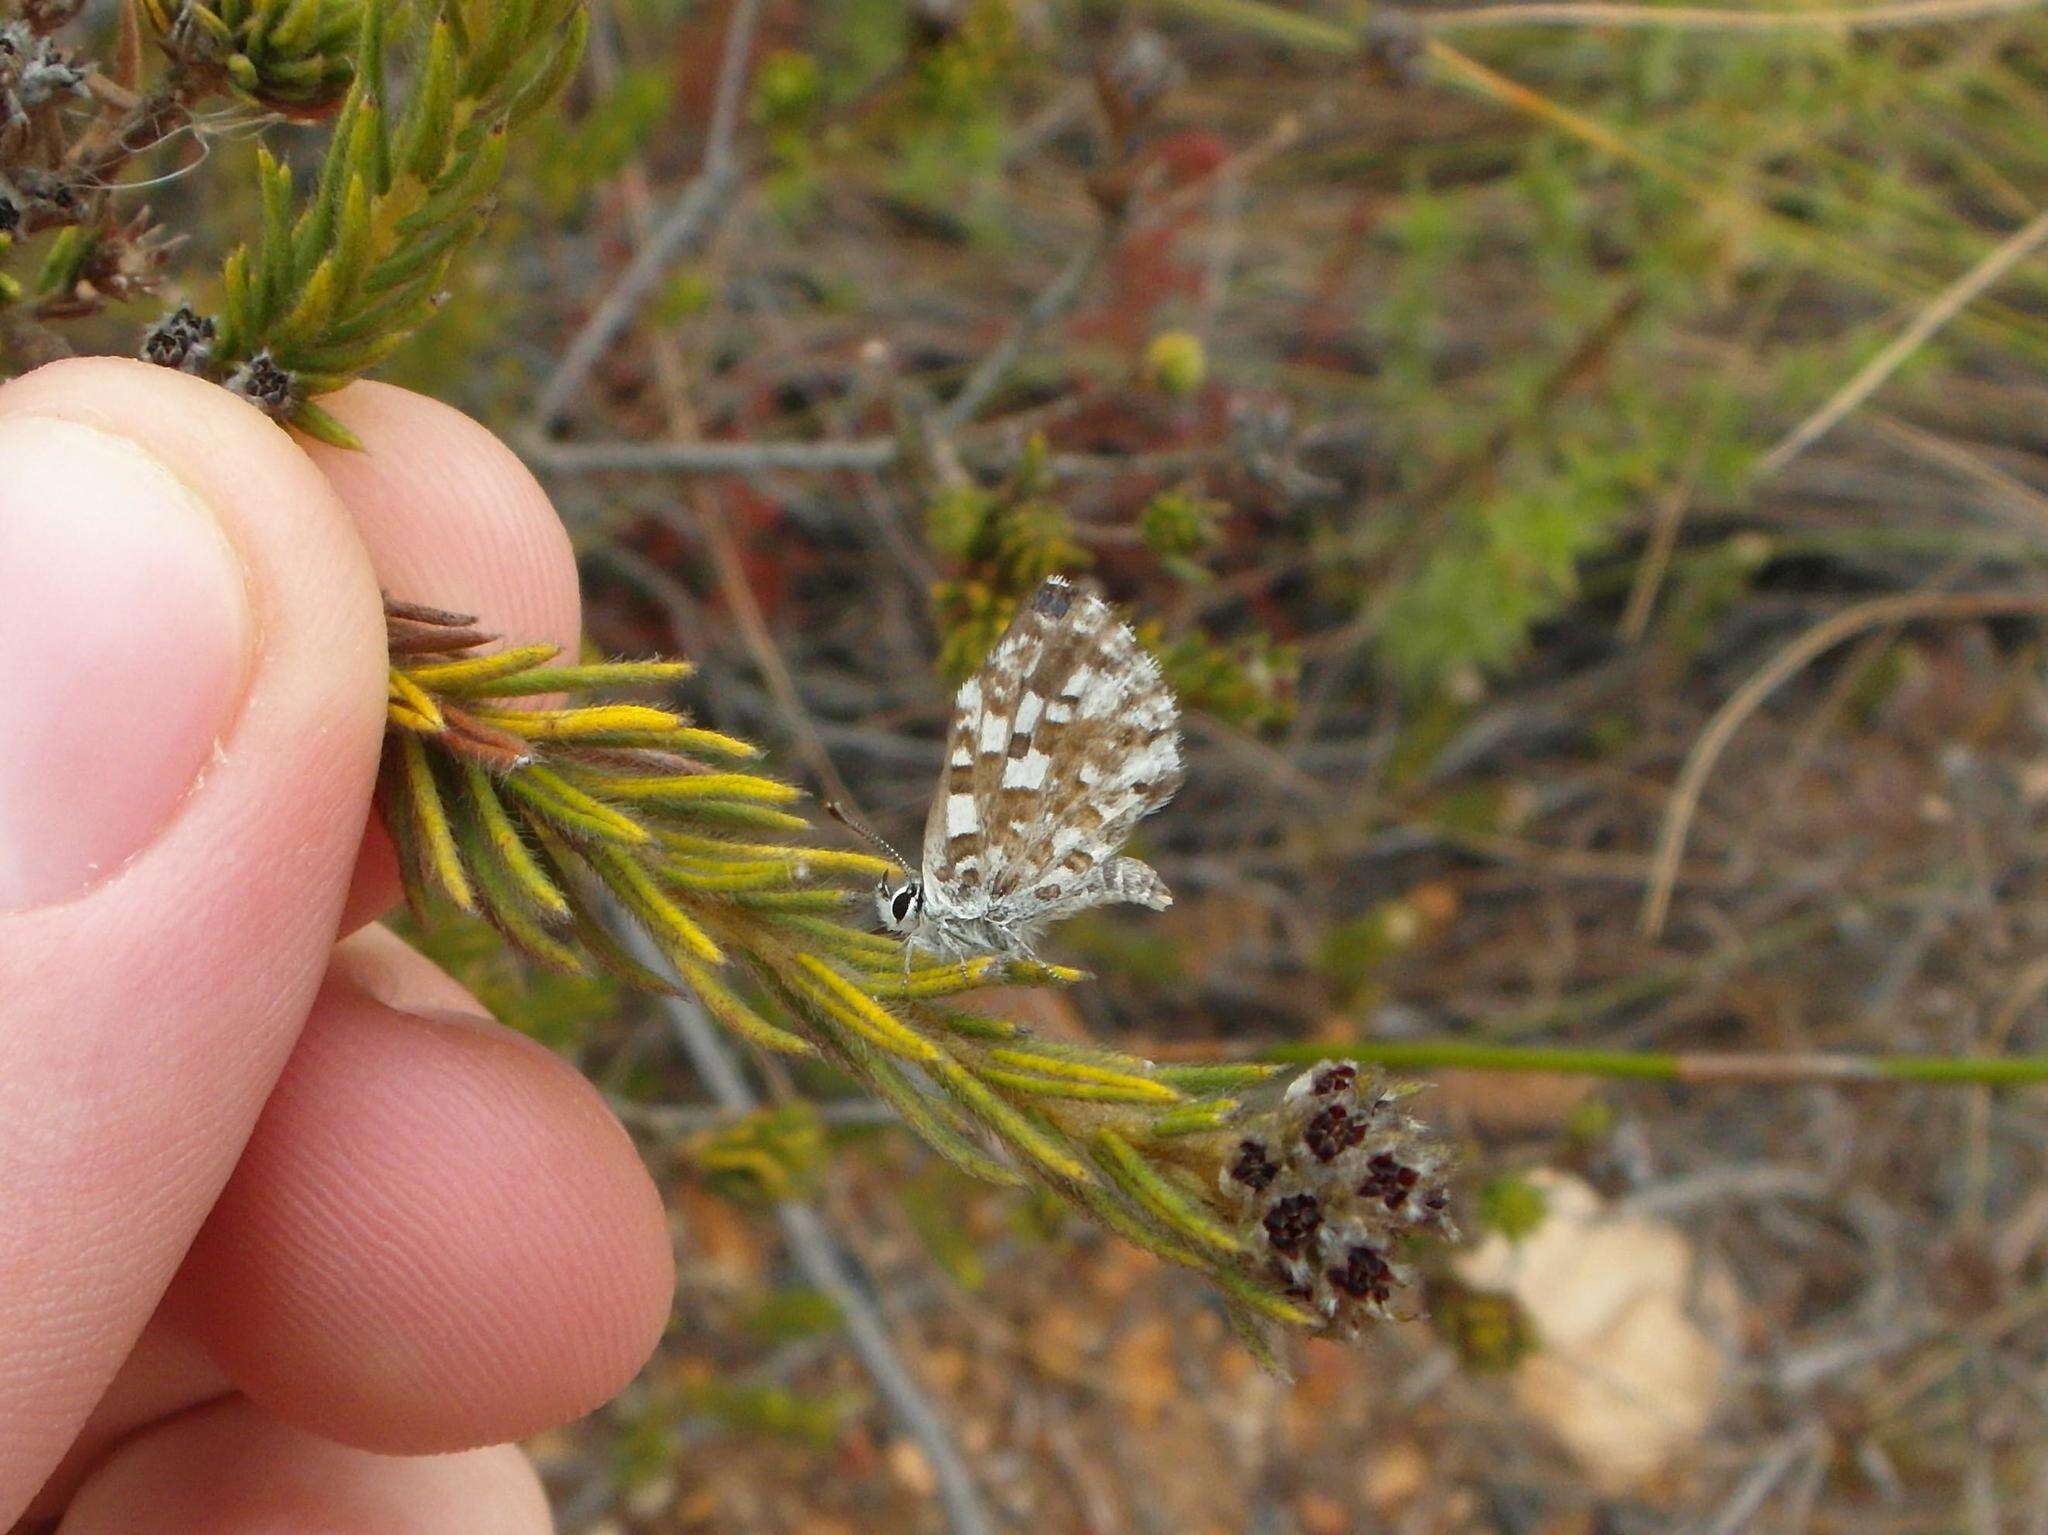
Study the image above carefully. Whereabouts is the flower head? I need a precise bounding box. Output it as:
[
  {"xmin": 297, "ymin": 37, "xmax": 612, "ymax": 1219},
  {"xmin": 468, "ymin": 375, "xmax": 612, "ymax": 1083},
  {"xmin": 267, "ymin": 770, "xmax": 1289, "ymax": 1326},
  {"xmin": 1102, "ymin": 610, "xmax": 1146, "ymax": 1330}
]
[
  {"xmin": 1221, "ymin": 1061, "xmax": 1457, "ymax": 1337},
  {"xmin": 142, "ymin": 306, "xmax": 219, "ymax": 373}
]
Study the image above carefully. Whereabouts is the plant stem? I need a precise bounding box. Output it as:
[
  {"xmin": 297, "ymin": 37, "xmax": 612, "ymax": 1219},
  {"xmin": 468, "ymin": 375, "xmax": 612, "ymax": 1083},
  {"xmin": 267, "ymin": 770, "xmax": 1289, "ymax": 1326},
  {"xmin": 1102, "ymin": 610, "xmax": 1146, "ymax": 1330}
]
[
  {"xmin": 606, "ymin": 904, "xmax": 1001, "ymax": 1535},
  {"xmin": 1261, "ymin": 1040, "xmax": 2048, "ymax": 1086},
  {"xmin": 1155, "ymin": 0, "xmax": 2048, "ymax": 43},
  {"xmin": 526, "ymin": 0, "xmax": 760, "ymax": 428},
  {"xmin": 1640, "ymin": 590, "xmax": 2048, "ymax": 937}
]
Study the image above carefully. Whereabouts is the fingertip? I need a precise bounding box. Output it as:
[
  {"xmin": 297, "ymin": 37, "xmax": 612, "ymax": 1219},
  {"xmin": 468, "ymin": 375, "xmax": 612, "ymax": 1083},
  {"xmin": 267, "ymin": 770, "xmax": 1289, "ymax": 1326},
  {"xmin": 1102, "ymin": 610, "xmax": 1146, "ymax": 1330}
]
[
  {"xmin": 334, "ymin": 922, "xmax": 488, "ymax": 1018},
  {"xmin": 307, "ymin": 382, "xmax": 581, "ymax": 658},
  {"xmin": 306, "ymin": 381, "xmax": 584, "ymax": 931},
  {"xmin": 58, "ymin": 1401, "xmax": 551, "ymax": 1535},
  {"xmin": 168, "ymin": 944, "xmax": 674, "ymax": 1454}
]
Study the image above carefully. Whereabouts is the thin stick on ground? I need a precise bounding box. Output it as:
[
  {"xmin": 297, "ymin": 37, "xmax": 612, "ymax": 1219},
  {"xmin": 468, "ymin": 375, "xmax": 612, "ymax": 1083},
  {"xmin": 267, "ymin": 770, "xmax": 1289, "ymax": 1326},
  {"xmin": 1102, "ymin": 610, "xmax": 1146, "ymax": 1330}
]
[
  {"xmin": 583, "ymin": 0, "xmax": 698, "ymax": 431},
  {"xmin": 522, "ymin": 102, "xmax": 1287, "ymax": 483},
  {"xmin": 627, "ymin": 1026, "xmax": 2048, "ymax": 1128},
  {"xmin": 523, "ymin": 429, "xmax": 1227, "ymax": 480},
  {"xmin": 525, "ymin": 432, "xmax": 900, "ymax": 476},
  {"xmin": 611, "ymin": 913, "xmax": 1002, "ymax": 1535},
  {"xmin": 674, "ymin": 495, "xmax": 864, "ymax": 813},
  {"xmin": 1696, "ymin": 1427, "xmax": 1828, "ymax": 1535},
  {"xmin": 937, "ymin": 214, "xmax": 1123, "ymax": 433},
  {"xmin": 1639, "ymin": 590, "xmax": 2048, "ymax": 938},
  {"xmin": 1164, "ymin": 0, "xmax": 2048, "ymax": 43},
  {"xmin": 1756, "ymin": 206, "xmax": 2048, "ymax": 478},
  {"xmin": 527, "ymin": 0, "xmax": 762, "ymax": 429},
  {"xmin": 563, "ymin": 0, "xmax": 864, "ymax": 819}
]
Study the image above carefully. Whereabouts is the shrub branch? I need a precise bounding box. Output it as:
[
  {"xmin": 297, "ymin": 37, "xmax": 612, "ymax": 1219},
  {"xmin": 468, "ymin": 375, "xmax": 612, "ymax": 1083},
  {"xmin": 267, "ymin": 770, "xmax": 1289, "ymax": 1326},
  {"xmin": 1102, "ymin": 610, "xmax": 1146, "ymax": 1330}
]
[{"xmin": 382, "ymin": 597, "xmax": 1458, "ymax": 1347}]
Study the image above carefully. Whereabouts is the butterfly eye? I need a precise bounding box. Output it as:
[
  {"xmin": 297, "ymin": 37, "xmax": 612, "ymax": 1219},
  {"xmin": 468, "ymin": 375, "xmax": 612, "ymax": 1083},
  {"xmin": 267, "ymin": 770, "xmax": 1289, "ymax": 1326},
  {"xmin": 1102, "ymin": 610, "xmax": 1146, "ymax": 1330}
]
[{"xmin": 891, "ymin": 886, "xmax": 917, "ymax": 923}]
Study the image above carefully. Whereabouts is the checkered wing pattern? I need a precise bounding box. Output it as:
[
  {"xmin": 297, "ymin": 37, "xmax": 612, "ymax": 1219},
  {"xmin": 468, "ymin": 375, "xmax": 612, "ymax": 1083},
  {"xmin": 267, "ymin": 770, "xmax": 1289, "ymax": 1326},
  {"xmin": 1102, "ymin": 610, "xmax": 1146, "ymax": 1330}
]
[{"xmin": 921, "ymin": 577, "xmax": 1183, "ymax": 937}]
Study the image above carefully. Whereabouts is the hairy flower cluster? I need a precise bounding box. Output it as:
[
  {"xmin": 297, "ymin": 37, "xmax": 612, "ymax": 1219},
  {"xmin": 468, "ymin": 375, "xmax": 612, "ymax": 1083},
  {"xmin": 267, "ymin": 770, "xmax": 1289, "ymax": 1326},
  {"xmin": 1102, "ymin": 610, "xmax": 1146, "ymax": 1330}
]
[
  {"xmin": 142, "ymin": 305, "xmax": 219, "ymax": 372},
  {"xmin": 0, "ymin": 21, "xmax": 88, "ymax": 121},
  {"xmin": 38, "ymin": 205, "xmax": 178, "ymax": 319},
  {"xmin": 226, "ymin": 350, "xmax": 295, "ymax": 414},
  {"xmin": 1221, "ymin": 1061, "xmax": 1455, "ymax": 1337}
]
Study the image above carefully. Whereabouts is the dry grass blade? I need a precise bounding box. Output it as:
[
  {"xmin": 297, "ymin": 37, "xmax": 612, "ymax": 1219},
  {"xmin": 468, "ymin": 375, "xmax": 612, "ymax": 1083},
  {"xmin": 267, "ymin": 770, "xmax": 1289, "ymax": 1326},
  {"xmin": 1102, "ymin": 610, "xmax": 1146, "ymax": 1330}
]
[
  {"xmin": 1412, "ymin": 0, "xmax": 2048, "ymax": 28},
  {"xmin": 1756, "ymin": 207, "xmax": 2048, "ymax": 477},
  {"xmin": 1640, "ymin": 590, "xmax": 2048, "ymax": 937}
]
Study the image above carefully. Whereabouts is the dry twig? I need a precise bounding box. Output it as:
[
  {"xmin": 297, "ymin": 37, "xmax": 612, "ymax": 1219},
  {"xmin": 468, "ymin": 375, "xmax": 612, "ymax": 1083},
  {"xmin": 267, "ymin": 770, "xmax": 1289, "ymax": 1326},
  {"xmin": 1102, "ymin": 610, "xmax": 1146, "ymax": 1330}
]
[
  {"xmin": 526, "ymin": 0, "xmax": 760, "ymax": 429},
  {"xmin": 1640, "ymin": 590, "xmax": 2048, "ymax": 937},
  {"xmin": 614, "ymin": 914, "xmax": 1002, "ymax": 1535},
  {"xmin": 1757, "ymin": 207, "xmax": 2048, "ymax": 478}
]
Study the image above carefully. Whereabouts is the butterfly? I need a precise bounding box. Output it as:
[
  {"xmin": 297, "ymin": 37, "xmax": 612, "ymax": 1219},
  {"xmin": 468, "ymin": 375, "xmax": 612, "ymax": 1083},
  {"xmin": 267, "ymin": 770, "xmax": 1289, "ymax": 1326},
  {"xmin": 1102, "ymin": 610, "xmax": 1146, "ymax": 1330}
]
[{"xmin": 871, "ymin": 576, "xmax": 1185, "ymax": 961}]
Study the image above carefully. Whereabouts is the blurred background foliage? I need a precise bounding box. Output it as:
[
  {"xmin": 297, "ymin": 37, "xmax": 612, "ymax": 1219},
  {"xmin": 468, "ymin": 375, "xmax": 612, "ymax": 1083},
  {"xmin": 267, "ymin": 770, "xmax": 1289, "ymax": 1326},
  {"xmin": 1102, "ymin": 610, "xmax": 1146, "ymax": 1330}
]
[
  {"xmin": 14, "ymin": 0, "xmax": 2048, "ymax": 1526},
  {"xmin": 422, "ymin": 2, "xmax": 2048, "ymax": 1516}
]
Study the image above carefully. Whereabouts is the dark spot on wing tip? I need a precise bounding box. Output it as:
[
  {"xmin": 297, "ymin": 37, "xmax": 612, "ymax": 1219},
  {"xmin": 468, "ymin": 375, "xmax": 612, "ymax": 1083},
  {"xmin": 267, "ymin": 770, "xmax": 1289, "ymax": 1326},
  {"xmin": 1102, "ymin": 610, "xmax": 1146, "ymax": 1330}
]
[{"xmin": 1033, "ymin": 580, "xmax": 1073, "ymax": 618}]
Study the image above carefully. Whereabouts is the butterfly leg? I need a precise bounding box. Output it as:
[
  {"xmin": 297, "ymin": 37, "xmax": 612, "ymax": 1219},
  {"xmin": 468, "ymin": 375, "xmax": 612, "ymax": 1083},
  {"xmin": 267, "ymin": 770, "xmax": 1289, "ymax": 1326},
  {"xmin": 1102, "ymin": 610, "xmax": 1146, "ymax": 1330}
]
[{"xmin": 900, "ymin": 926, "xmax": 937, "ymax": 979}]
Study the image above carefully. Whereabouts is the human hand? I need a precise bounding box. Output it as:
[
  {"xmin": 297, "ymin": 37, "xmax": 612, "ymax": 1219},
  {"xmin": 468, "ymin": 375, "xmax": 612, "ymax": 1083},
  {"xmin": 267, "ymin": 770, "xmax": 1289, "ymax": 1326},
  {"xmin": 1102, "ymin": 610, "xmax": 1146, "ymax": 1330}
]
[{"xmin": 1, "ymin": 359, "xmax": 675, "ymax": 1531}]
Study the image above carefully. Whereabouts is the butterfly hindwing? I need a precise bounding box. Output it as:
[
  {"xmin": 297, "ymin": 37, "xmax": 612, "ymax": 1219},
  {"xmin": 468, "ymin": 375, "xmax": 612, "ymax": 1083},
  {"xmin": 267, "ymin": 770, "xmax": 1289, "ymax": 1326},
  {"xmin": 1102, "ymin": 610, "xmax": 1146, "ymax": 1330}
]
[{"xmin": 920, "ymin": 577, "xmax": 1182, "ymax": 942}]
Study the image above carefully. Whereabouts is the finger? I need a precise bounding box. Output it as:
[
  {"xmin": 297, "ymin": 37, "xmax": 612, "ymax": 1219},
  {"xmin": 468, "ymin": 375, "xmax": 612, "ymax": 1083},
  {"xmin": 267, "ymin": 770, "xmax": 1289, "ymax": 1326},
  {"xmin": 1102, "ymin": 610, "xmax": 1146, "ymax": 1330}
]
[
  {"xmin": 25, "ymin": 928, "xmax": 665, "ymax": 1513},
  {"xmin": 306, "ymin": 382, "xmax": 580, "ymax": 658},
  {"xmin": 305, "ymin": 382, "xmax": 580, "ymax": 935},
  {"xmin": 0, "ymin": 358, "xmax": 387, "ymax": 1521},
  {"xmin": 18, "ymin": 1319, "xmax": 229, "ymax": 1527},
  {"xmin": 26, "ymin": 921, "xmax": 654, "ymax": 1519},
  {"xmin": 165, "ymin": 927, "xmax": 674, "ymax": 1454},
  {"xmin": 57, "ymin": 1399, "xmax": 549, "ymax": 1535},
  {"xmin": 25, "ymin": 903, "xmax": 562, "ymax": 1520}
]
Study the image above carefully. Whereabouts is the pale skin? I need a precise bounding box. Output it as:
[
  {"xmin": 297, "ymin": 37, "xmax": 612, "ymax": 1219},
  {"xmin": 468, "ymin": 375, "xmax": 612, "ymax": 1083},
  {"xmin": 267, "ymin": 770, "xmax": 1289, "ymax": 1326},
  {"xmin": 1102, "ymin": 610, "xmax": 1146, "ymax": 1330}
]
[{"xmin": 0, "ymin": 360, "xmax": 676, "ymax": 1532}]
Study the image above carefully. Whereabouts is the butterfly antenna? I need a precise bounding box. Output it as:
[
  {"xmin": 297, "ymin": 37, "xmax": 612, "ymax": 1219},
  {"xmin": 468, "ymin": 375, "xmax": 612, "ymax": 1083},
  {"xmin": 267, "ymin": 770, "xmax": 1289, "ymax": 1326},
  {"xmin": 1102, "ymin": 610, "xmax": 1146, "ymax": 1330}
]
[{"xmin": 822, "ymin": 800, "xmax": 910, "ymax": 873}]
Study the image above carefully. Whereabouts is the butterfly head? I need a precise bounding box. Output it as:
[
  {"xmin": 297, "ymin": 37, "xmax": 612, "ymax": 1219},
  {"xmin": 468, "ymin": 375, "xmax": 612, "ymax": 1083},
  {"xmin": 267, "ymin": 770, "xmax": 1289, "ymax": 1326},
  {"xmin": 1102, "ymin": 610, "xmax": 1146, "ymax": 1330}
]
[{"xmin": 876, "ymin": 877, "xmax": 923, "ymax": 935}]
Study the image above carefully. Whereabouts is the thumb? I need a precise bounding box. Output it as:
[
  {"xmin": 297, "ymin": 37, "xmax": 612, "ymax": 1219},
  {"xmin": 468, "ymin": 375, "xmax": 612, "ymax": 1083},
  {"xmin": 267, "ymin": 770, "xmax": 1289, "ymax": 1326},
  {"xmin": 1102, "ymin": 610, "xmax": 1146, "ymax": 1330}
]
[{"xmin": 0, "ymin": 358, "xmax": 386, "ymax": 1522}]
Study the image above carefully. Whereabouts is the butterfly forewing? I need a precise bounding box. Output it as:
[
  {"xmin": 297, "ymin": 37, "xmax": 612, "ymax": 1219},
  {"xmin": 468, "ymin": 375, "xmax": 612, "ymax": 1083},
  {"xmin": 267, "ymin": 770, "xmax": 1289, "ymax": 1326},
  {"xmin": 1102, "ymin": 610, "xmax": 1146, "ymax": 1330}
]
[{"xmin": 920, "ymin": 577, "xmax": 1182, "ymax": 944}]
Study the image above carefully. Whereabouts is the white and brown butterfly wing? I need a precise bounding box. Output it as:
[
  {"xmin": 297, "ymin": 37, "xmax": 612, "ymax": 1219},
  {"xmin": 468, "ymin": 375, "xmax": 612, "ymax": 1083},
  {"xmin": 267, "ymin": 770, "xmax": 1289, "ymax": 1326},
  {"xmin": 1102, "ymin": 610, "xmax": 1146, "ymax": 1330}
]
[{"xmin": 920, "ymin": 577, "xmax": 1182, "ymax": 936}]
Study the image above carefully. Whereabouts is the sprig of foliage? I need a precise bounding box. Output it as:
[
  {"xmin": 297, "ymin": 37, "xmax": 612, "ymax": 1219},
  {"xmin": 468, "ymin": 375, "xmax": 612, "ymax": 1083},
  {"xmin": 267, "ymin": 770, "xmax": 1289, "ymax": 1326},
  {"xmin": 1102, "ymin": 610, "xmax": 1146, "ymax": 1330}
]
[
  {"xmin": 384, "ymin": 596, "xmax": 1457, "ymax": 1352},
  {"xmin": 1139, "ymin": 621, "xmax": 1300, "ymax": 734},
  {"xmin": 1, "ymin": 0, "xmax": 191, "ymax": 329},
  {"xmin": 136, "ymin": 0, "xmax": 362, "ymax": 112},
  {"xmin": 138, "ymin": 0, "xmax": 586, "ymax": 444},
  {"xmin": 925, "ymin": 435, "xmax": 1088, "ymax": 682},
  {"xmin": 690, "ymin": 1102, "xmax": 829, "ymax": 1204}
]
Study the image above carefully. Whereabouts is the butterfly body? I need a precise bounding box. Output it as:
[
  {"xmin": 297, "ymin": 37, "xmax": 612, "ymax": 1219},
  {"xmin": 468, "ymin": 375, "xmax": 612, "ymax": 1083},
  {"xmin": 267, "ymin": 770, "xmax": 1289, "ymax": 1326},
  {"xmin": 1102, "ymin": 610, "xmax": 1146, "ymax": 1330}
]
[{"xmin": 878, "ymin": 576, "xmax": 1184, "ymax": 961}]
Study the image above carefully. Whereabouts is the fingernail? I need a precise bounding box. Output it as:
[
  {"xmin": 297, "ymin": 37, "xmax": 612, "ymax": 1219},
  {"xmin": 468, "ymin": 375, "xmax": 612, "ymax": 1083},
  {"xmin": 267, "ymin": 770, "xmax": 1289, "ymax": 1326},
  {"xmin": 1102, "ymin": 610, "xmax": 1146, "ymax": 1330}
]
[{"xmin": 0, "ymin": 416, "xmax": 253, "ymax": 910}]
